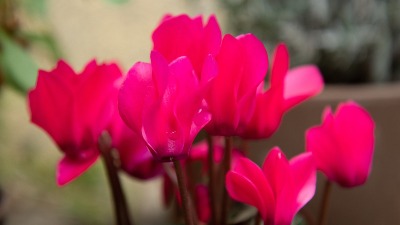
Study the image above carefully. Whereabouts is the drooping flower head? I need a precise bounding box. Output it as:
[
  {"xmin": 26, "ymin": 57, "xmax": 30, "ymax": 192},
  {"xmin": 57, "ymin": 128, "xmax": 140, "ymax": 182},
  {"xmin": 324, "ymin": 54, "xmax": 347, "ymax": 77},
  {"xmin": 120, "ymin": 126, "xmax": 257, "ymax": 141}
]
[
  {"xmin": 239, "ymin": 43, "xmax": 324, "ymax": 139},
  {"xmin": 28, "ymin": 60, "xmax": 122, "ymax": 185},
  {"xmin": 205, "ymin": 33, "xmax": 269, "ymax": 136},
  {"xmin": 306, "ymin": 101, "xmax": 375, "ymax": 187},
  {"xmin": 108, "ymin": 112, "xmax": 163, "ymax": 180},
  {"xmin": 226, "ymin": 148, "xmax": 316, "ymax": 225},
  {"xmin": 118, "ymin": 51, "xmax": 217, "ymax": 161}
]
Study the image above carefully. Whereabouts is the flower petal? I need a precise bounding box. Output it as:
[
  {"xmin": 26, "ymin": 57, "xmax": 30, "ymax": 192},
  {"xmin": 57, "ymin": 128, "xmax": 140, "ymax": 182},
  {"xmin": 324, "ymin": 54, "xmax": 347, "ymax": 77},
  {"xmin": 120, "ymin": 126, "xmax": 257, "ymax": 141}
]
[
  {"xmin": 57, "ymin": 153, "xmax": 99, "ymax": 186},
  {"xmin": 274, "ymin": 152, "xmax": 316, "ymax": 225},
  {"xmin": 283, "ymin": 65, "xmax": 324, "ymax": 110},
  {"xmin": 118, "ymin": 62, "xmax": 154, "ymax": 133},
  {"xmin": 226, "ymin": 157, "xmax": 274, "ymax": 221},
  {"xmin": 262, "ymin": 147, "xmax": 290, "ymax": 197}
]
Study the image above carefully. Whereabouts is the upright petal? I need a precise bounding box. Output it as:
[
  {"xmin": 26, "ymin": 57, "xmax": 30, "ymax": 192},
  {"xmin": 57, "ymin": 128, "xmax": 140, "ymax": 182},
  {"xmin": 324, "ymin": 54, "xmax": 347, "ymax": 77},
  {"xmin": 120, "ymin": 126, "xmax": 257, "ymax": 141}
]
[
  {"xmin": 152, "ymin": 14, "xmax": 222, "ymax": 76},
  {"xmin": 118, "ymin": 62, "xmax": 154, "ymax": 133},
  {"xmin": 306, "ymin": 101, "xmax": 375, "ymax": 187},
  {"xmin": 274, "ymin": 152, "xmax": 316, "ymax": 225},
  {"xmin": 29, "ymin": 60, "xmax": 123, "ymax": 185},
  {"xmin": 262, "ymin": 147, "xmax": 290, "ymax": 198},
  {"xmin": 206, "ymin": 34, "xmax": 267, "ymax": 136}
]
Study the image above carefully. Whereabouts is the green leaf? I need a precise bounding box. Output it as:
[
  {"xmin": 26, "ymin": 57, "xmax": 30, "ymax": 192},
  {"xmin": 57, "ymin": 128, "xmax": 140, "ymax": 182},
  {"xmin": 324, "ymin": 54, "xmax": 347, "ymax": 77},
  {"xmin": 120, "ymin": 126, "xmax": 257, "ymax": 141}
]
[
  {"xmin": 20, "ymin": 0, "xmax": 47, "ymax": 16},
  {"xmin": 0, "ymin": 30, "xmax": 39, "ymax": 92},
  {"xmin": 23, "ymin": 32, "xmax": 63, "ymax": 60}
]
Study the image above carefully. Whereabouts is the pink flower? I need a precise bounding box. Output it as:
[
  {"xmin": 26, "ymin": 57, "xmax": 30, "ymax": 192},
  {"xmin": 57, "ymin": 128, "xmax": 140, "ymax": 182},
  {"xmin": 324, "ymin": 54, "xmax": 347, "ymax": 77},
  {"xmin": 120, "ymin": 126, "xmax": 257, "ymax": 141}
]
[
  {"xmin": 195, "ymin": 184, "xmax": 211, "ymax": 223},
  {"xmin": 108, "ymin": 113, "xmax": 163, "ymax": 180},
  {"xmin": 306, "ymin": 101, "xmax": 375, "ymax": 187},
  {"xmin": 205, "ymin": 33, "xmax": 268, "ymax": 136},
  {"xmin": 240, "ymin": 43, "xmax": 324, "ymax": 139},
  {"xmin": 226, "ymin": 148, "xmax": 316, "ymax": 225},
  {"xmin": 28, "ymin": 60, "xmax": 122, "ymax": 186},
  {"xmin": 118, "ymin": 51, "xmax": 217, "ymax": 161},
  {"xmin": 152, "ymin": 14, "xmax": 222, "ymax": 76}
]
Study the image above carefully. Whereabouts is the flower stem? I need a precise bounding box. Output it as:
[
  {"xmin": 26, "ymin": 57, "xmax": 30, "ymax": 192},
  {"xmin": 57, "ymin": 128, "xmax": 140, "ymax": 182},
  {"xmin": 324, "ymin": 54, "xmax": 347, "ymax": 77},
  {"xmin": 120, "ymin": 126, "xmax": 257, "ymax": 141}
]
[
  {"xmin": 207, "ymin": 134, "xmax": 218, "ymax": 225},
  {"xmin": 318, "ymin": 180, "xmax": 332, "ymax": 225},
  {"xmin": 99, "ymin": 132, "xmax": 133, "ymax": 225},
  {"xmin": 173, "ymin": 160, "xmax": 195, "ymax": 225},
  {"xmin": 221, "ymin": 136, "xmax": 233, "ymax": 225}
]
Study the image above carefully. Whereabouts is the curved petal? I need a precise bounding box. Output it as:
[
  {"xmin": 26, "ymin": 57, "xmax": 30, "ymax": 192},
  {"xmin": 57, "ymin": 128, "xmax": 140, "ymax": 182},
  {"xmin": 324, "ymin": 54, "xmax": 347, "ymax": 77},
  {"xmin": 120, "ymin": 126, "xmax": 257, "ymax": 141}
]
[
  {"xmin": 262, "ymin": 147, "xmax": 290, "ymax": 197},
  {"xmin": 205, "ymin": 34, "xmax": 241, "ymax": 135},
  {"xmin": 57, "ymin": 153, "xmax": 99, "ymax": 186},
  {"xmin": 226, "ymin": 157, "xmax": 274, "ymax": 221},
  {"xmin": 236, "ymin": 34, "xmax": 268, "ymax": 97},
  {"xmin": 283, "ymin": 65, "xmax": 324, "ymax": 111},
  {"xmin": 152, "ymin": 14, "xmax": 222, "ymax": 76},
  {"xmin": 274, "ymin": 152, "xmax": 316, "ymax": 225},
  {"xmin": 333, "ymin": 101, "xmax": 375, "ymax": 187},
  {"xmin": 306, "ymin": 101, "xmax": 375, "ymax": 187},
  {"xmin": 118, "ymin": 62, "xmax": 154, "ymax": 133}
]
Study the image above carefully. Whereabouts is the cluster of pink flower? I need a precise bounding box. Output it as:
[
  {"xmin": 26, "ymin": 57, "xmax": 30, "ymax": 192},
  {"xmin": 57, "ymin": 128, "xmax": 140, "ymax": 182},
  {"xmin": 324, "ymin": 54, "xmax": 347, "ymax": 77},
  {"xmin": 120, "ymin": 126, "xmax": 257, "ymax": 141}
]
[{"xmin": 28, "ymin": 14, "xmax": 374, "ymax": 225}]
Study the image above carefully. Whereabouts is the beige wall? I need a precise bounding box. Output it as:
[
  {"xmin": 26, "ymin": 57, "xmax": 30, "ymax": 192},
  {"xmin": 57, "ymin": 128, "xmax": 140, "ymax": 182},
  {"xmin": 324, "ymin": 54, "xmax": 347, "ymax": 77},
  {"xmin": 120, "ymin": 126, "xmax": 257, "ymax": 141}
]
[{"xmin": 47, "ymin": 0, "xmax": 224, "ymax": 71}]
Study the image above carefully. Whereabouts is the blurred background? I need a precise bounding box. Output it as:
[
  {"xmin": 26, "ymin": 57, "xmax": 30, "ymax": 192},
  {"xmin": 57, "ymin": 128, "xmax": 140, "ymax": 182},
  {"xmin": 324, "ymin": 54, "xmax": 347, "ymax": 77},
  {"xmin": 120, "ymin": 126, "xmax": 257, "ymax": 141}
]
[{"xmin": 0, "ymin": 0, "xmax": 399, "ymax": 224}]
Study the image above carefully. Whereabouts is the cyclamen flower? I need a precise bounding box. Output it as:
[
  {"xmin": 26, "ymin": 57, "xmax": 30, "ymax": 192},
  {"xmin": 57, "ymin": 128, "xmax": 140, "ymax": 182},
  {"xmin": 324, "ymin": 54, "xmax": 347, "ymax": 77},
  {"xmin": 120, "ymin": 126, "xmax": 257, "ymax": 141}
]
[
  {"xmin": 240, "ymin": 43, "xmax": 324, "ymax": 139},
  {"xmin": 306, "ymin": 101, "xmax": 375, "ymax": 187},
  {"xmin": 118, "ymin": 51, "xmax": 217, "ymax": 161},
  {"xmin": 205, "ymin": 33, "xmax": 268, "ymax": 136},
  {"xmin": 152, "ymin": 14, "xmax": 221, "ymax": 76},
  {"xmin": 28, "ymin": 60, "xmax": 122, "ymax": 186},
  {"xmin": 226, "ymin": 148, "xmax": 316, "ymax": 225},
  {"xmin": 108, "ymin": 113, "xmax": 163, "ymax": 180}
]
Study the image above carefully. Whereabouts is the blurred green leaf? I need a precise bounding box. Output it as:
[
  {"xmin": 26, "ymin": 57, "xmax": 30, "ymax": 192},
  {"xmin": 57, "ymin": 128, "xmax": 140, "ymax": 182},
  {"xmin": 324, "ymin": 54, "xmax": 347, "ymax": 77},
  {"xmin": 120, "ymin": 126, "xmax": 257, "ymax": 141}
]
[
  {"xmin": 23, "ymin": 32, "xmax": 63, "ymax": 60},
  {"xmin": 292, "ymin": 214, "xmax": 307, "ymax": 225},
  {"xmin": 0, "ymin": 30, "xmax": 39, "ymax": 92},
  {"xmin": 20, "ymin": 0, "xmax": 47, "ymax": 16},
  {"xmin": 104, "ymin": 0, "xmax": 129, "ymax": 4}
]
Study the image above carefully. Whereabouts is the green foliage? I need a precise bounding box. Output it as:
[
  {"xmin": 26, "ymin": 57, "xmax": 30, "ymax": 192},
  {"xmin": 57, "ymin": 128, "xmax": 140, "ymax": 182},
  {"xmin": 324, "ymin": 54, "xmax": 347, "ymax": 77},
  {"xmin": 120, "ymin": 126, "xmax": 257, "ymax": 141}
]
[
  {"xmin": 0, "ymin": 30, "xmax": 39, "ymax": 92},
  {"xmin": 20, "ymin": 0, "xmax": 47, "ymax": 16}
]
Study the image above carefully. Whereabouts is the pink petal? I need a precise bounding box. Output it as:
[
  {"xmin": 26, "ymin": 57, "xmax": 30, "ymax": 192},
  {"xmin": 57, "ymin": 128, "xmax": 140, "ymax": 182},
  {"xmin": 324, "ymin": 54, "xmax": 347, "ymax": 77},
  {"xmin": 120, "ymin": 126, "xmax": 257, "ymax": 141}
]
[
  {"xmin": 226, "ymin": 157, "xmax": 274, "ymax": 221},
  {"xmin": 118, "ymin": 62, "xmax": 154, "ymax": 133},
  {"xmin": 274, "ymin": 152, "xmax": 316, "ymax": 225},
  {"xmin": 283, "ymin": 65, "xmax": 324, "ymax": 110},
  {"xmin": 110, "ymin": 117, "xmax": 162, "ymax": 180},
  {"xmin": 151, "ymin": 51, "xmax": 170, "ymax": 95},
  {"xmin": 29, "ymin": 70, "xmax": 75, "ymax": 145},
  {"xmin": 203, "ymin": 15, "xmax": 222, "ymax": 57},
  {"xmin": 307, "ymin": 101, "xmax": 375, "ymax": 187},
  {"xmin": 57, "ymin": 153, "xmax": 99, "ymax": 186},
  {"xmin": 270, "ymin": 43, "xmax": 289, "ymax": 87},
  {"xmin": 262, "ymin": 147, "xmax": 290, "ymax": 197},
  {"xmin": 195, "ymin": 185, "xmax": 211, "ymax": 223},
  {"xmin": 200, "ymin": 54, "xmax": 218, "ymax": 87},
  {"xmin": 333, "ymin": 101, "xmax": 375, "ymax": 187},
  {"xmin": 142, "ymin": 101, "xmax": 186, "ymax": 161},
  {"xmin": 152, "ymin": 14, "xmax": 196, "ymax": 63},
  {"xmin": 306, "ymin": 126, "xmax": 338, "ymax": 181},
  {"xmin": 152, "ymin": 14, "xmax": 221, "ymax": 76},
  {"xmin": 239, "ymin": 87, "xmax": 284, "ymax": 139},
  {"xmin": 206, "ymin": 34, "xmax": 242, "ymax": 135},
  {"xmin": 236, "ymin": 34, "xmax": 268, "ymax": 97}
]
